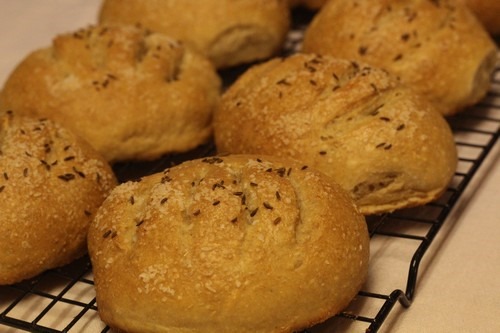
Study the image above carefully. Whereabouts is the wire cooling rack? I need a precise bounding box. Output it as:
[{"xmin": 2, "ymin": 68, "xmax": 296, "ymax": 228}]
[{"xmin": 1, "ymin": 8, "xmax": 499, "ymax": 333}]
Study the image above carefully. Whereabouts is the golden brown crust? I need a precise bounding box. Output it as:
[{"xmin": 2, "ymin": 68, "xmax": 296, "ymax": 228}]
[
  {"xmin": 462, "ymin": 0, "xmax": 500, "ymax": 35},
  {"xmin": 302, "ymin": 0, "xmax": 498, "ymax": 115},
  {"xmin": 88, "ymin": 154, "xmax": 369, "ymax": 333},
  {"xmin": 99, "ymin": 0, "xmax": 291, "ymax": 69},
  {"xmin": 213, "ymin": 54, "xmax": 458, "ymax": 215},
  {"xmin": 0, "ymin": 24, "xmax": 221, "ymax": 163},
  {"xmin": 0, "ymin": 111, "xmax": 117, "ymax": 285}
]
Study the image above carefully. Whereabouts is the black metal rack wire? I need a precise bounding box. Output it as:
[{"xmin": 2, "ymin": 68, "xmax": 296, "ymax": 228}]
[{"xmin": 1, "ymin": 8, "xmax": 499, "ymax": 333}]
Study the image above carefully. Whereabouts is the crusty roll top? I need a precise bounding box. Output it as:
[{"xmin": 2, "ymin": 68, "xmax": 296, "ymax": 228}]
[
  {"xmin": 0, "ymin": 110, "xmax": 116, "ymax": 285},
  {"xmin": 302, "ymin": 0, "xmax": 498, "ymax": 115},
  {"xmin": 0, "ymin": 24, "xmax": 221, "ymax": 162},
  {"xmin": 214, "ymin": 54, "xmax": 458, "ymax": 214}
]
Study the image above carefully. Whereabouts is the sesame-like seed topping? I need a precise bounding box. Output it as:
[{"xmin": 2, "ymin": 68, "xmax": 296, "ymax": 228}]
[
  {"xmin": 275, "ymin": 191, "xmax": 281, "ymax": 201},
  {"xmin": 277, "ymin": 78, "xmax": 291, "ymax": 86},
  {"xmin": 276, "ymin": 167, "xmax": 286, "ymax": 177},
  {"xmin": 193, "ymin": 209, "xmax": 201, "ymax": 216},
  {"xmin": 213, "ymin": 200, "xmax": 220, "ymax": 206},
  {"xmin": 212, "ymin": 181, "xmax": 225, "ymax": 190},
  {"xmin": 250, "ymin": 208, "xmax": 259, "ymax": 217},
  {"xmin": 263, "ymin": 202, "xmax": 273, "ymax": 210},
  {"xmin": 161, "ymin": 175, "xmax": 172, "ymax": 183},
  {"xmin": 40, "ymin": 160, "xmax": 51, "ymax": 171},
  {"xmin": 72, "ymin": 167, "xmax": 86, "ymax": 178},
  {"xmin": 58, "ymin": 173, "xmax": 76, "ymax": 181},
  {"xmin": 202, "ymin": 157, "xmax": 224, "ymax": 164},
  {"xmin": 273, "ymin": 217, "xmax": 282, "ymax": 225}
]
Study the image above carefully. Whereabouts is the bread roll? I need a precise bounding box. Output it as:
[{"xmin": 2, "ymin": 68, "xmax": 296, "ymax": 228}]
[
  {"xmin": 463, "ymin": 0, "xmax": 500, "ymax": 35},
  {"xmin": 214, "ymin": 54, "xmax": 458, "ymax": 215},
  {"xmin": 0, "ymin": 24, "xmax": 221, "ymax": 163},
  {"xmin": 88, "ymin": 154, "xmax": 369, "ymax": 333},
  {"xmin": 288, "ymin": 0, "xmax": 329, "ymax": 10},
  {"xmin": 302, "ymin": 0, "xmax": 498, "ymax": 115},
  {"xmin": 98, "ymin": 0, "xmax": 291, "ymax": 69},
  {"xmin": 0, "ymin": 110, "xmax": 116, "ymax": 285}
]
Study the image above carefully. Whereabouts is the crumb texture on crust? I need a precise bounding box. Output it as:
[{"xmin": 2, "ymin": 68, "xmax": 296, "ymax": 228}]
[
  {"xmin": 214, "ymin": 54, "xmax": 458, "ymax": 215},
  {"xmin": 88, "ymin": 154, "xmax": 369, "ymax": 333},
  {"xmin": 0, "ymin": 111, "xmax": 117, "ymax": 285},
  {"xmin": 98, "ymin": 0, "xmax": 291, "ymax": 69},
  {"xmin": 302, "ymin": 0, "xmax": 498, "ymax": 115},
  {"xmin": 0, "ymin": 24, "xmax": 221, "ymax": 162}
]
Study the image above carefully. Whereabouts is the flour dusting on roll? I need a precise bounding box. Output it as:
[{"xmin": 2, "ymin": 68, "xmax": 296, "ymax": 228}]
[{"xmin": 214, "ymin": 53, "xmax": 458, "ymax": 215}]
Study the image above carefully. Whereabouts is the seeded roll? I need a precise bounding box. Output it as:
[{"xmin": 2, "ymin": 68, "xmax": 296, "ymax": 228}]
[
  {"xmin": 302, "ymin": 0, "xmax": 498, "ymax": 115},
  {"xmin": 0, "ymin": 24, "xmax": 221, "ymax": 163},
  {"xmin": 0, "ymin": 110, "xmax": 117, "ymax": 285},
  {"xmin": 99, "ymin": 0, "xmax": 290, "ymax": 69},
  {"xmin": 214, "ymin": 54, "xmax": 458, "ymax": 215},
  {"xmin": 88, "ymin": 154, "xmax": 369, "ymax": 333}
]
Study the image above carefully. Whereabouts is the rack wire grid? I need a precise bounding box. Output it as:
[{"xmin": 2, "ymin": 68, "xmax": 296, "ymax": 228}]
[{"xmin": 1, "ymin": 8, "xmax": 500, "ymax": 333}]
